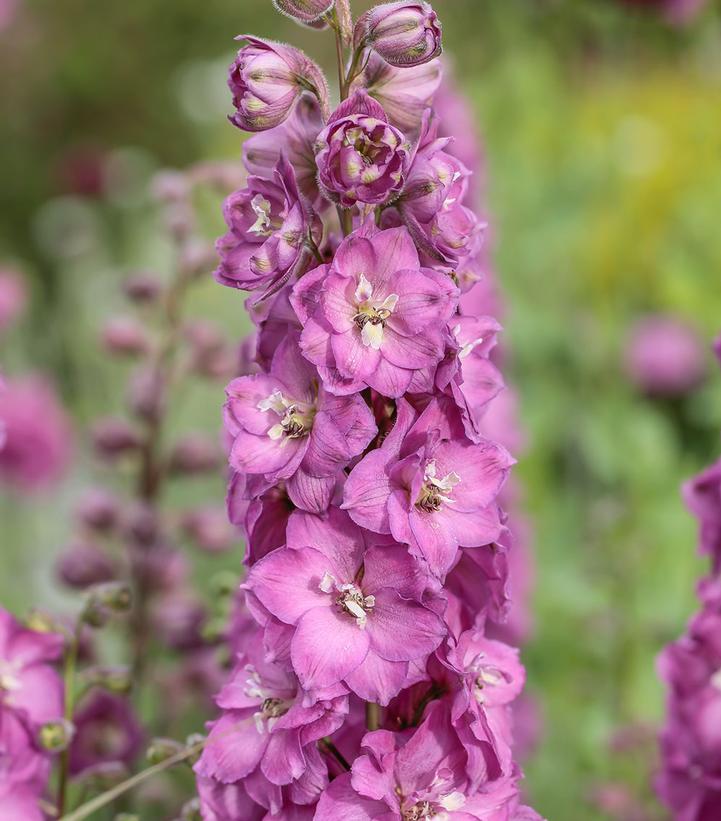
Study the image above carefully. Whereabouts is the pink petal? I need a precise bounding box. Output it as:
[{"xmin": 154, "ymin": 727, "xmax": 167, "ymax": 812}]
[
  {"xmin": 291, "ymin": 607, "xmax": 370, "ymax": 690},
  {"xmin": 343, "ymin": 449, "xmax": 393, "ymax": 534},
  {"xmin": 195, "ymin": 712, "xmax": 267, "ymax": 783},
  {"xmin": 344, "ymin": 652, "xmax": 409, "ymax": 706},
  {"xmin": 366, "ymin": 588, "xmax": 445, "ymax": 663},
  {"xmin": 314, "ymin": 773, "xmax": 385, "ymax": 821}
]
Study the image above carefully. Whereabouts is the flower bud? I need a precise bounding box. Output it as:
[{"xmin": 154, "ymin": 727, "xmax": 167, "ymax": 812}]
[
  {"xmin": 82, "ymin": 582, "xmax": 132, "ymax": 628},
  {"xmin": 76, "ymin": 761, "xmax": 130, "ymax": 791},
  {"xmin": 127, "ymin": 366, "xmax": 165, "ymax": 423},
  {"xmin": 80, "ymin": 665, "xmax": 133, "ymax": 695},
  {"xmin": 75, "ymin": 488, "xmax": 120, "ymax": 532},
  {"xmin": 101, "ymin": 316, "xmax": 150, "ymax": 357},
  {"xmin": 180, "ymin": 508, "xmax": 235, "ymax": 553},
  {"xmin": 272, "ymin": 0, "xmax": 335, "ymax": 25},
  {"xmin": 38, "ymin": 719, "xmax": 75, "ymax": 753},
  {"xmin": 92, "ymin": 417, "xmax": 141, "ymax": 459},
  {"xmin": 228, "ymin": 36, "xmax": 329, "ymax": 132},
  {"xmin": 168, "ymin": 434, "xmax": 221, "ymax": 476},
  {"xmin": 56, "ymin": 542, "xmax": 117, "ymax": 589},
  {"xmin": 122, "ymin": 272, "xmax": 162, "ymax": 304},
  {"xmin": 356, "ymin": 1, "xmax": 442, "ymax": 68},
  {"xmin": 146, "ymin": 737, "xmax": 184, "ymax": 765}
]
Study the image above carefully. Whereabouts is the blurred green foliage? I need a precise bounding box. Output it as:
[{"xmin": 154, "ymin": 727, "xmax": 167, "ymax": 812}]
[{"xmin": 2, "ymin": 1, "xmax": 721, "ymax": 819}]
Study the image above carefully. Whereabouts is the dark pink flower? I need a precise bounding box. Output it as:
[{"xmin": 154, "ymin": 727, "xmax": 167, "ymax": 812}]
[
  {"xmin": 224, "ymin": 336, "xmax": 376, "ymax": 512},
  {"xmin": 293, "ymin": 226, "xmax": 457, "ymax": 397},
  {"xmin": 215, "ymin": 156, "xmax": 322, "ymax": 300},
  {"xmin": 244, "ymin": 507, "xmax": 445, "ymax": 701},
  {"xmin": 343, "ymin": 400, "xmax": 513, "ymax": 578},
  {"xmin": 314, "ymin": 92, "xmax": 410, "ymax": 208}
]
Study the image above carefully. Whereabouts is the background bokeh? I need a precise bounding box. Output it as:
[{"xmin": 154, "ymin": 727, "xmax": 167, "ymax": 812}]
[{"xmin": 2, "ymin": 1, "xmax": 721, "ymax": 818}]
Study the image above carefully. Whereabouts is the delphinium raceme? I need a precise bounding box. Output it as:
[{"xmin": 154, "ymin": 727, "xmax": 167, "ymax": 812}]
[
  {"xmin": 194, "ymin": 2, "xmax": 542, "ymax": 819},
  {"xmin": 656, "ymin": 334, "xmax": 721, "ymax": 820},
  {"xmin": 0, "ymin": 165, "xmax": 243, "ymax": 820}
]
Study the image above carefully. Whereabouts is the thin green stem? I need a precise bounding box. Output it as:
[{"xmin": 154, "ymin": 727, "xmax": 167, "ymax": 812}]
[
  {"xmin": 365, "ymin": 701, "xmax": 380, "ymax": 732},
  {"xmin": 320, "ymin": 738, "xmax": 351, "ymax": 771},
  {"xmin": 59, "ymin": 741, "xmax": 204, "ymax": 821}
]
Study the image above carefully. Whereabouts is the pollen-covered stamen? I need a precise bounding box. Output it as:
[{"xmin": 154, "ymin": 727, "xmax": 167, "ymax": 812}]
[
  {"xmin": 415, "ymin": 459, "xmax": 461, "ymax": 513},
  {"xmin": 452, "ymin": 324, "xmax": 485, "ymax": 360},
  {"xmin": 402, "ymin": 802, "xmax": 435, "ymax": 820},
  {"xmin": 257, "ymin": 389, "xmax": 316, "ymax": 442},
  {"xmin": 248, "ymin": 194, "xmax": 275, "ymax": 236},
  {"xmin": 336, "ymin": 583, "xmax": 375, "ymax": 629},
  {"xmin": 261, "ymin": 697, "xmax": 290, "ymax": 719},
  {"xmin": 353, "ymin": 273, "xmax": 399, "ymax": 350},
  {"xmin": 470, "ymin": 653, "xmax": 511, "ymax": 703}
]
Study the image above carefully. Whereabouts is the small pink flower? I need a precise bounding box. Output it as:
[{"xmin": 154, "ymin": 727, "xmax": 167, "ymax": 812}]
[
  {"xmin": 215, "ymin": 156, "xmax": 322, "ymax": 300},
  {"xmin": 224, "ymin": 336, "xmax": 376, "ymax": 513},
  {"xmin": 293, "ymin": 226, "xmax": 457, "ymax": 397},
  {"xmin": 244, "ymin": 507, "xmax": 445, "ymax": 701}
]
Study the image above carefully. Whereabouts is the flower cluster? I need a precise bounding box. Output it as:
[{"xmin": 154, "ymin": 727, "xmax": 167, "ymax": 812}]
[
  {"xmin": 657, "ymin": 336, "xmax": 721, "ymax": 818},
  {"xmin": 196, "ymin": 2, "xmax": 540, "ymax": 819},
  {"xmin": 0, "ymin": 610, "xmax": 64, "ymax": 820}
]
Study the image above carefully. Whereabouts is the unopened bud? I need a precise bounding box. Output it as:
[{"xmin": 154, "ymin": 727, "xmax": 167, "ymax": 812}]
[
  {"xmin": 180, "ymin": 508, "xmax": 235, "ymax": 553},
  {"xmin": 151, "ymin": 171, "xmax": 189, "ymax": 203},
  {"xmin": 272, "ymin": 0, "xmax": 335, "ymax": 25},
  {"xmin": 127, "ymin": 366, "xmax": 165, "ymax": 423},
  {"xmin": 92, "ymin": 418, "xmax": 141, "ymax": 459},
  {"xmin": 83, "ymin": 582, "xmax": 132, "ymax": 627},
  {"xmin": 75, "ymin": 488, "xmax": 120, "ymax": 532},
  {"xmin": 38, "ymin": 719, "xmax": 75, "ymax": 752},
  {"xmin": 168, "ymin": 435, "xmax": 220, "ymax": 476},
  {"xmin": 102, "ymin": 316, "xmax": 150, "ymax": 357},
  {"xmin": 356, "ymin": 1, "xmax": 442, "ymax": 68},
  {"xmin": 146, "ymin": 737, "xmax": 184, "ymax": 765},
  {"xmin": 56, "ymin": 543, "xmax": 116, "ymax": 590},
  {"xmin": 77, "ymin": 761, "xmax": 130, "ymax": 791},
  {"xmin": 123, "ymin": 273, "xmax": 162, "ymax": 304},
  {"xmin": 81, "ymin": 665, "xmax": 133, "ymax": 695}
]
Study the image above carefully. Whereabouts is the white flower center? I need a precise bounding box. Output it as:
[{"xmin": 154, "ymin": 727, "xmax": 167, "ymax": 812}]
[
  {"xmin": 249, "ymin": 194, "xmax": 274, "ymax": 236},
  {"xmin": 452, "ymin": 324, "xmax": 484, "ymax": 360},
  {"xmin": 470, "ymin": 652, "xmax": 509, "ymax": 703},
  {"xmin": 257, "ymin": 389, "xmax": 315, "ymax": 443},
  {"xmin": 415, "ymin": 460, "xmax": 461, "ymax": 513},
  {"xmin": 243, "ymin": 664, "xmax": 292, "ymax": 734},
  {"xmin": 0, "ymin": 661, "xmax": 21, "ymax": 697},
  {"xmin": 353, "ymin": 274, "xmax": 399, "ymax": 351},
  {"xmin": 711, "ymin": 668, "xmax": 721, "ymax": 691},
  {"xmin": 319, "ymin": 572, "xmax": 375, "ymax": 629}
]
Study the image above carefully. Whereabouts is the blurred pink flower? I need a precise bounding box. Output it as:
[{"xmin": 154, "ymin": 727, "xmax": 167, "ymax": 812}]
[
  {"xmin": 0, "ymin": 376, "xmax": 72, "ymax": 491},
  {"xmin": 625, "ymin": 315, "xmax": 706, "ymax": 397}
]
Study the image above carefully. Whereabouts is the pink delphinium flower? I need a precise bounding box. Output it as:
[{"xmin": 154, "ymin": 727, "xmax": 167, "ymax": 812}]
[
  {"xmin": 215, "ymin": 156, "xmax": 322, "ymax": 299},
  {"xmin": 0, "ymin": 375, "xmax": 72, "ymax": 491},
  {"xmin": 624, "ymin": 314, "xmax": 706, "ymax": 398},
  {"xmin": 224, "ymin": 336, "xmax": 376, "ymax": 512},
  {"xmin": 293, "ymin": 226, "xmax": 457, "ymax": 397},
  {"xmin": 0, "ymin": 609, "xmax": 64, "ymax": 816}
]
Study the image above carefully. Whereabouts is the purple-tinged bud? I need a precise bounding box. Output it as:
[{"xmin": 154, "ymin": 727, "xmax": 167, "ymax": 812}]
[
  {"xmin": 151, "ymin": 171, "xmax": 189, "ymax": 203},
  {"xmin": 272, "ymin": 0, "xmax": 335, "ymax": 25},
  {"xmin": 315, "ymin": 90, "xmax": 410, "ymax": 208},
  {"xmin": 355, "ymin": 1, "xmax": 442, "ymax": 68},
  {"xmin": 124, "ymin": 503, "xmax": 161, "ymax": 547},
  {"xmin": 122, "ymin": 273, "xmax": 162, "ymax": 304},
  {"xmin": 56, "ymin": 542, "xmax": 116, "ymax": 589},
  {"xmin": 183, "ymin": 321, "xmax": 234, "ymax": 380},
  {"xmin": 101, "ymin": 316, "xmax": 149, "ymax": 357},
  {"xmin": 180, "ymin": 239, "xmax": 216, "ymax": 279},
  {"xmin": 75, "ymin": 761, "xmax": 130, "ymax": 791},
  {"xmin": 92, "ymin": 417, "xmax": 141, "ymax": 459},
  {"xmin": 152, "ymin": 594, "xmax": 206, "ymax": 651},
  {"xmin": 127, "ymin": 366, "xmax": 165, "ymax": 423},
  {"xmin": 228, "ymin": 36, "xmax": 330, "ymax": 132},
  {"xmin": 180, "ymin": 508, "xmax": 236, "ymax": 553},
  {"xmin": 75, "ymin": 488, "xmax": 120, "ymax": 532},
  {"xmin": 82, "ymin": 582, "xmax": 132, "ymax": 628},
  {"xmin": 146, "ymin": 737, "xmax": 184, "ymax": 764},
  {"xmin": 168, "ymin": 435, "xmax": 221, "ymax": 476}
]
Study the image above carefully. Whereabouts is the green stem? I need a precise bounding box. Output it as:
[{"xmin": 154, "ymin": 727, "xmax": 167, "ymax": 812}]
[
  {"xmin": 59, "ymin": 742, "xmax": 204, "ymax": 821},
  {"xmin": 320, "ymin": 738, "xmax": 351, "ymax": 771},
  {"xmin": 56, "ymin": 623, "xmax": 81, "ymax": 817},
  {"xmin": 365, "ymin": 701, "xmax": 380, "ymax": 732}
]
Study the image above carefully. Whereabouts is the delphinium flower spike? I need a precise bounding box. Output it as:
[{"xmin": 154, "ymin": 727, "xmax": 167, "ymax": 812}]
[{"xmin": 195, "ymin": 2, "xmax": 543, "ymax": 818}]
